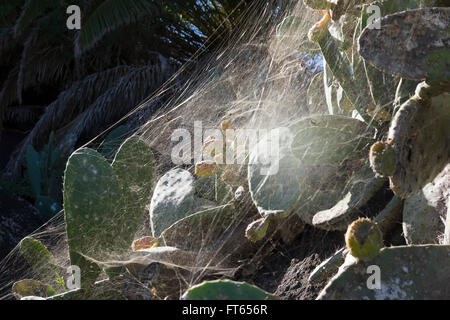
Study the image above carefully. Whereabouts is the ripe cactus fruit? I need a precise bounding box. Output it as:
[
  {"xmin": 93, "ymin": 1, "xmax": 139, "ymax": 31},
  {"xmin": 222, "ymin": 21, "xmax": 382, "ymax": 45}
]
[
  {"xmin": 181, "ymin": 279, "xmax": 279, "ymax": 300},
  {"xmin": 369, "ymin": 141, "xmax": 395, "ymax": 177},
  {"xmin": 308, "ymin": 10, "xmax": 331, "ymax": 43},
  {"xmin": 194, "ymin": 160, "xmax": 217, "ymax": 177},
  {"xmin": 150, "ymin": 168, "xmax": 195, "ymax": 237},
  {"xmin": 317, "ymin": 245, "xmax": 450, "ymax": 299},
  {"xmin": 132, "ymin": 236, "xmax": 159, "ymax": 251},
  {"xmin": 345, "ymin": 217, "xmax": 383, "ymax": 262}
]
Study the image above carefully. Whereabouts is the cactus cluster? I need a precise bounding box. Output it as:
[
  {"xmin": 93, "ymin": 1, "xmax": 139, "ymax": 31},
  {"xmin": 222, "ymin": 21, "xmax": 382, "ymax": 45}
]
[
  {"xmin": 13, "ymin": 1, "xmax": 450, "ymax": 301},
  {"xmin": 24, "ymin": 132, "xmax": 63, "ymax": 218}
]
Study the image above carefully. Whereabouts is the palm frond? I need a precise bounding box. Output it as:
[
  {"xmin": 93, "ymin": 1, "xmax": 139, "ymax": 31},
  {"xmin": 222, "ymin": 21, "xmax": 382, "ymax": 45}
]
[
  {"xmin": 4, "ymin": 62, "xmax": 172, "ymax": 175},
  {"xmin": 75, "ymin": 0, "xmax": 163, "ymax": 57},
  {"xmin": 14, "ymin": 0, "xmax": 51, "ymax": 37},
  {"xmin": 56, "ymin": 62, "xmax": 173, "ymax": 156}
]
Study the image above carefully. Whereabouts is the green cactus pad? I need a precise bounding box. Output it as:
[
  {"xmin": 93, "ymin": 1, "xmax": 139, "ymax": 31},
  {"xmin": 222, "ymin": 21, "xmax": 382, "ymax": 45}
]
[
  {"xmin": 160, "ymin": 204, "xmax": 235, "ymax": 250},
  {"xmin": 381, "ymin": 92, "xmax": 450, "ymax": 198},
  {"xmin": 359, "ymin": 8, "xmax": 450, "ymax": 81},
  {"xmin": 99, "ymin": 125, "xmax": 129, "ymax": 160},
  {"xmin": 181, "ymin": 279, "xmax": 279, "ymax": 300},
  {"xmin": 19, "ymin": 237, "xmax": 61, "ymax": 288},
  {"xmin": 150, "ymin": 168, "xmax": 195, "ymax": 237},
  {"xmin": 64, "ymin": 148, "xmax": 122, "ymax": 287},
  {"xmin": 291, "ymin": 126, "xmax": 373, "ymax": 165},
  {"xmin": 12, "ymin": 279, "xmax": 56, "ymax": 299},
  {"xmin": 402, "ymin": 164, "xmax": 449, "ymax": 244},
  {"xmin": 312, "ymin": 165, "xmax": 386, "ymax": 231},
  {"xmin": 111, "ymin": 136, "xmax": 154, "ymax": 246},
  {"xmin": 247, "ymin": 127, "xmax": 304, "ymax": 218},
  {"xmin": 317, "ymin": 245, "xmax": 450, "ymax": 299}
]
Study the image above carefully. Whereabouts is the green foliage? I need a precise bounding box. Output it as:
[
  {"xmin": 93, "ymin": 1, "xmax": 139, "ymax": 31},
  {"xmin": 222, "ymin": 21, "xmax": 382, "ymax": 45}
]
[
  {"xmin": 19, "ymin": 237, "xmax": 64, "ymax": 291},
  {"xmin": 23, "ymin": 132, "xmax": 64, "ymax": 218},
  {"xmin": 181, "ymin": 279, "xmax": 279, "ymax": 300},
  {"xmin": 63, "ymin": 136, "xmax": 153, "ymax": 288}
]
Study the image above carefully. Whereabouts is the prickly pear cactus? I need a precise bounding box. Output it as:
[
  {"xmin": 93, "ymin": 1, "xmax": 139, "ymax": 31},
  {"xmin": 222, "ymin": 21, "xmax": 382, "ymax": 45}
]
[
  {"xmin": 312, "ymin": 165, "xmax": 385, "ymax": 231},
  {"xmin": 369, "ymin": 89, "xmax": 450, "ymax": 198},
  {"xmin": 181, "ymin": 279, "xmax": 279, "ymax": 300},
  {"xmin": 63, "ymin": 136, "xmax": 153, "ymax": 287},
  {"xmin": 402, "ymin": 163, "xmax": 450, "ymax": 244},
  {"xmin": 12, "ymin": 279, "xmax": 56, "ymax": 299},
  {"xmin": 359, "ymin": 7, "xmax": 450, "ymax": 82},
  {"xmin": 112, "ymin": 136, "xmax": 154, "ymax": 244},
  {"xmin": 344, "ymin": 217, "xmax": 383, "ymax": 262},
  {"xmin": 150, "ymin": 168, "xmax": 195, "ymax": 237},
  {"xmin": 248, "ymin": 115, "xmax": 374, "ymax": 225},
  {"xmin": 317, "ymin": 245, "xmax": 450, "ymax": 299},
  {"xmin": 19, "ymin": 237, "xmax": 63, "ymax": 290}
]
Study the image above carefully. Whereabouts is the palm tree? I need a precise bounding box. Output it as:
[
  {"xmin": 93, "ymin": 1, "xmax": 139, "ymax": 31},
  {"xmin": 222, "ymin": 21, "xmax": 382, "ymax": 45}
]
[{"xmin": 0, "ymin": 0, "xmax": 286, "ymax": 177}]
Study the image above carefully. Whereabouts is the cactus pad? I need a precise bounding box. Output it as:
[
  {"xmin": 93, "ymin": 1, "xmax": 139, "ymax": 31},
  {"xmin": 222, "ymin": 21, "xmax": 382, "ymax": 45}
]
[
  {"xmin": 359, "ymin": 8, "xmax": 450, "ymax": 81},
  {"xmin": 12, "ymin": 279, "xmax": 56, "ymax": 299},
  {"xmin": 20, "ymin": 237, "xmax": 59, "ymax": 281},
  {"xmin": 370, "ymin": 91, "xmax": 450, "ymax": 198},
  {"xmin": 318, "ymin": 245, "xmax": 450, "ymax": 299},
  {"xmin": 312, "ymin": 165, "xmax": 385, "ymax": 231},
  {"xmin": 149, "ymin": 168, "xmax": 195, "ymax": 237},
  {"xmin": 181, "ymin": 279, "xmax": 279, "ymax": 300},
  {"xmin": 402, "ymin": 164, "xmax": 450, "ymax": 244}
]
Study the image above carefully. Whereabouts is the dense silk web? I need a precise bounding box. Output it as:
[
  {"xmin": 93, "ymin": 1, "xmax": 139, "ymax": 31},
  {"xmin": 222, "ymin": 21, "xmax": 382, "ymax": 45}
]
[{"xmin": 0, "ymin": 0, "xmax": 390, "ymax": 300}]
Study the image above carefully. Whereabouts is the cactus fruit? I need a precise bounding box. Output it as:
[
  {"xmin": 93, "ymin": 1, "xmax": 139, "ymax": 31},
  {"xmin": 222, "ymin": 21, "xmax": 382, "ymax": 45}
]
[
  {"xmin": 369, "ymin": 141, "xmax": 396, "ymax": 177},
  {"xmin": 308, "ymin": 10, "xmax": 331, "ymax": 43},
  {"xmin": 12, "ymin": 279, "xmax": 56, "ymax": 299},
  {"xmin": 150, "ymin": 168, "xmax": 195, "ymax": 237},
  {"xmin": 402, "ymin": 164, "xmax": 449, "ymax": 244},
  {"xmin": 369, "ymin": 90, "xmax": 449, "ymax": 198},
  {"xmin": 181, "ymin": 279, "xmax": 279, "ymax": 300},
  {"xmin": 245, "ymin": 216, "xmax": 271, "ymax": 242},
  {"xmin": 194, "ymin": 160, "xmax": 217, "ymax": 177},
  {"xmin": 358, "ymin": 8, "xmax": 450, "ymax": 81},
  {"xmin": 132, "ymin": 236, "xmax": 159, "ymax": 251},
  {"xmin": 345, "ymin": 217, "xmax": 383, "ymax": 262},
  {"xmin": 317, "ymin": 245, "xmax": 450, "ymax": 299}
]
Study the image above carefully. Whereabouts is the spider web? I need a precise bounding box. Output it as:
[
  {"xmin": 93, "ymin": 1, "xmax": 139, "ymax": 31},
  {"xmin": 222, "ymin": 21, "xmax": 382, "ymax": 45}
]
[{"xmin": 0, "ymin": 0, "xmax": 390, "ymax": 300}]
